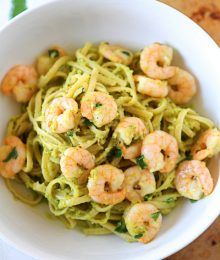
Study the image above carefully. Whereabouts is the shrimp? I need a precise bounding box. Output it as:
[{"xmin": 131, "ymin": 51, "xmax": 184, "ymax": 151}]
[
  {"xmin": 1, "ymin": 65, "xmax": 38, "ymax": 103},
  {"xmin": 168, "ymin": 68, "xmax": 197, "ymax": 104},
  {"xmin": 45, "ymin": 97, "xmax": 78, "ymax": 133},
  {"xmin": 114, "ymin": 117, "xmax": 147, "ymax": 145},
  {"xmin": 175, "ymin": 160, "xmax": 213, "ymax": 200},
  {"xmin": 36, "ymin": 45, "xmax": 66, "ymax": 75},
  {"xmin": 124, "ymin": 166, "xmax": 156, "ymax": 203},
  {"xmin": 60, "ymin": 147, "xmax": 95, "ymax": 184},
  {"xmin": 134, "ymin": 74, "xmax": 169, "ymax": 98},
  {"xmin": 121, "ymin": 142, "xmax": 142, "ymax": 160},
  {"xmin": 99, "ymin": 42, "xmax": 133, "ymax": 65},
  {"xmin": 0, "ymin": 136, "xmax": 26, "ymax": 179},
  {"xmin": 81, "ymin": 91, "xmax": 117, "ymax": 127},
  {"xmin": 141, "ymin": 130, "xmax": 179, "ymax": 173},
  {"xmin": 191, "ymin": 129, "xmax": 220, "ymax": 161},
  {"xmin": 113, "ymin": 117, "xmax": 148, "ymax": 159},
  {"xmin": 124, "ymin": 202, "xmax": 162, "ymax": 243},
  {"xmin": 140, "ymin": 43, "xmax": 176, "ymax": 80},
  {"xmin": 87, "ymin": 164, "xmax": 126, "ymax": 205}
]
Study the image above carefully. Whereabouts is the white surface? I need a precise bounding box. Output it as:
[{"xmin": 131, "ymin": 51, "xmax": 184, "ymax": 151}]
[
  {"xmin": 0, "ymin": 244, "xmax": 32, "ymax": 260},
  {"xmin": 0, "ymin": 0, "xmax": 220, "ymax": 260},
  {"xmin": 0, "ymin": 1, "xmax": 46, "ymax": 259}
]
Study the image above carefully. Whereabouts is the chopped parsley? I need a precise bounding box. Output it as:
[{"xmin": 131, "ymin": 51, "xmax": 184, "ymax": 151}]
[
  {"xmin": 134, "ymin": 233, "xmax": 143, "ymax": 239},
  {"xmin": 136, "ymin": 155, "xmax": 147, "ymax": 169},
  {"xmin": 186, "ymin": 155, "xmax": 193, "ymax": 160},
  {"xmin": 95, "ymin": 103, "xmax": 102, "ymax": 108},
  {"xmin": 151, "ymin": 211, "xmax": 161, "ymax": 221},
  {"xmin": 115, "ymin": 220, "xmax": 127, "ymax": 233},
  {"xmin": 66, "ymin": 130, "xmax": 74, "ymax": 137},
  {"xmin": 144, "ymin": 194, "xmax": 152, "ymax": 201},
  {"xmin": 10, "ymin": 0, "xmax": 27, "ymax": 18},
  {"xmin": 165, "ymin": 197, "xmax": 175, "ymax": 204},
  {"xmin": 83, "ymin": 118, "xmax": 93, "ymax": 126},
  {"xmin": 115, "ymin": 147, "xmax": 122, "ymax": 158},
  {"xmin": 3, "ymin": 147, "xmax": 18, "ymax": 162},
  {"xmin": 48, "ymin": 49, "xmax": 59, "ymax": 58},
  {"xmin": 185, "ymin": 151, "xmax": 193, "ymax": 160},
  {"xmin": 107, "ymin": 146, "xmax": 122, "ymax": 162},
  {"xmin": 122, "ymin": 50, "xmax": 131, "ymax": 56},
  {"xmin": 189, "ymin": 199, "xmax": 197, "ymax": 203}
]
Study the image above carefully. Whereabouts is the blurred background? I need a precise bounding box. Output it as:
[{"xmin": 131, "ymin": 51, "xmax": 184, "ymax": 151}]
[{"xmin": 0, "ymin": 0, "xmax": 219, "ymax": 259}]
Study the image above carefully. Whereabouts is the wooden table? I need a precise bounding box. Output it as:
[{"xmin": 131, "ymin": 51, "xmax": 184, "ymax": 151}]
[
  {"xmin": 168, "ymin": 217, "xmax": 220, "ymax": 259},
  {"xmin": 161, "ymin": 0, "xmax": 220, "ymax": 45},
  {"xmin": 160, "ymin": 1, "xmax": 220, "ymax": 259}
]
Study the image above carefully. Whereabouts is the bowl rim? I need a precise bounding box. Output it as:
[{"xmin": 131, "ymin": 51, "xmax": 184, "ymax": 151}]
[{"xmin": 0, "ymin": 0, "xmax": 219, "ymax": 259}]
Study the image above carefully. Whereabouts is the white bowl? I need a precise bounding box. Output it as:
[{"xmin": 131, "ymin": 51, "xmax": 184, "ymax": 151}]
[{"xmin": 0, "ymin": 0, "xmax": 219, "ymax": 259}]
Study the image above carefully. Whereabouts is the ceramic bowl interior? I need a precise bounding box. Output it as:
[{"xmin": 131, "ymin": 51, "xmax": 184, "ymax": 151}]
[{"xmin": 0, "ymin": 0, "xmax": 219, "ymax": 259}]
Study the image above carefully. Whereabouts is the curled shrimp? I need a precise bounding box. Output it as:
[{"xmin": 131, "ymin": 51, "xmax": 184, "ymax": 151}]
[
  {"xmin": 36, "ymin": 45, "xmax": 66, "ymax": 75},
  {"xmin": 113, "ymin": 117, "xmax": 148, "ymax": 159},
  {"xmin": 175, "ymin": 160, "xmax": 213, "ymax": 200},
  {"xmin": 192, "ymin": 129, "xmax": 220, "ymax": 161},
  {"xmin": 81, "ymin": 91, "xmax": 117, "ymax": 127},
  {"xmin": 141, "ymin": 130, "xmax": 179, "ymax": 173},
  {"xmin": 60, "ymin": 147, "xmax": 95, "ymax": 185},
  {"xmin": 45, "ymin": 97, "xmax": 78, "ymax": 133},
  {"xmin": 140, "ymin": 43, "xmax": 176, "ymax": 80},
  {"xmin": 168, "ymin": 68, "xmax": 197, "ymax": 104},
  {"xmin": 0, "ymin": 136, "xmax": 26, "ymax": 179},
  {"xmin": 124, "ymin": 202, "xmax": 162, "ymax": 243},
  {"xmin": 134, "ymin": 74, "xmax": 169, "ymax": 98},
  {"xmin": 99, "ymin": 42, "xmax": 133, "ymax": 65},
  {"xmin": 121, "ymin": 142, "xmax": 142, "ymax": 161},
  {"xmin": 124, "ymin": 166, "xmax": 156, "ymax": 203},
  {"xmin": 87, "ymin": 164, "xmax": 126, "ymax": 205},
  {"xmin": 1, "ymin": 65, "xmax": 38, "ymax": 103}
]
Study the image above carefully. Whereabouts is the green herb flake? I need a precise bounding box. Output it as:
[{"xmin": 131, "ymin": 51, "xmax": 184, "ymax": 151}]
[
  {"xmin": 66, "ymin": 130, "xmax": 74, "ymax": 137},
  {"xmin": 144, "ymin": 194, "xmax": 152, "ymax": 201},
  {"xmin": 3, "ymin": 147, "xmax": 18, "ymax": 162},
  {"xmin": 134, "ymin": 233, "xmax": 143, "ymax": 239},
  {"xmin": 83, "ymin": 118, "xmax": 93, "ymax": 126},
  {"xmin": 165, "ymin": 197, "xmax": 175, "ymax": 204},
  {"xmin": 107, "ymin": 146, "xmax": 122, "ymax": 162},
  {"xmin": 189, "ymin": 199, "xmax": 198, "ymax": 203},
  {"xmin": 122, "ymin": 50, "xmax": 131, "ymax": 56},
  {"xmin": 95, "ymin": 103, "xmax": 102, "ymax": 108},
  {"xmin": 136, "ymin": 155, "xmax": 147, "ymax": 169},
  {"xmin": 185, "ymin": 154, "xmax": 193, "ymax": 160},
  {"xmin": 115, "ymin": 147, "xmax": 122, "ymax": 158},
  {"xmin": 151, "ymin": 211, "xmax": 161, "ymax": 221},
  {"xmin": 10, "ymin": 0, "xmax": 27, "ymax": 18},
  {"xmin": 48, "ymin": 49, "xmax": 59, "ymax": 58},
  {"xmin": 115, "ymin": 220, "xmax": 127, "ymax": 233}
]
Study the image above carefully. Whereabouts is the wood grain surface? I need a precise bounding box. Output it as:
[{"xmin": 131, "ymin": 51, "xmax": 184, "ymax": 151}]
[
  {"xmin": 161, "ymin": 0, "xmax": 220, "ymax": 259},
  {"xmin": 161, "ymin": 0, "xmax": 220, "ymax": 45},
  {"xmin": 167, "ymin": 217, "xmax": 220, "ymax": 259}
]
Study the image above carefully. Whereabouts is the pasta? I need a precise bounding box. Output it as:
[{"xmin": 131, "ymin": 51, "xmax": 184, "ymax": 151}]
[{"xmin": 0, "ymin": 42, "xmax": 219, "ymax": 244}]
